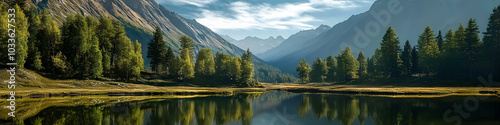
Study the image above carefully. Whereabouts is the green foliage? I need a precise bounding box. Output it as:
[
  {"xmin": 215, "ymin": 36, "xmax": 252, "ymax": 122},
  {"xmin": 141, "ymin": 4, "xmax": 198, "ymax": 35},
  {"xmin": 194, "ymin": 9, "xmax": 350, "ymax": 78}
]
[
  {"xmin": 180, "ymin": 49, "xmax": 195, "ymax": 79},
  {"xmin": 380, "ymin": 27, "xmax": 402, "ymax": 77},
  {"xmin": 310, "ymin": 57, "xmax": 328, "ymax": 82},
  {"xmin": 325, "ymin": 56, "xmax": 337, "ymax": 82},
  {"xmin": 411, "ymin": 46, "xmax": 419, "ymax": 74},
  {"xmin": 464, "ymin": 18, "xmax": 482, "ymax": 77},
  {"xmin": 483, "ymin": 5, "xmax": 500, "ymax": 80},
  {"xmin": 195, "ymin": 48, "xmax": 216, "ymax": 77},
  {"xmin": 417, "ymin": 26, "xmax": 440, "ymax": 75},
  {"xmin": 401, "ymin": 40, "xmax": 412, "ymax": 75},
  {"xmin": 147, "ymin": 27, "xmax": 167, "ymax": 72},
  {"xmin": 180, "ymin": 35, "xmax": 195, "ymax": 63},
  {"xmin": 436, "ymin": 30, "xmax": 444, "ymax": 52},
  {"xmin": 296, "ymin": 59, "xmax": 311, "ymax": 83},
  {"xmin": 336, "ymin": 47, "xmax": 359, "ymax": 82},
  {"xmin": 97, "ymin": 16, "xmax": 115, "ymax": 75},
  {"xmin": 164, "ymin": 47, "xmax": 175, "ymax": 75},
  {"xmin": 14, "ymin": 5, "xmax": 29, "ymax": 68},
  {"xmin": 240, "ymin": 49, "xmax": 254, "ymax": 83},
  {"xmin": 357, "ymin": 51, "xmax": 368, "ymax": 78},
  {"xmin": 51, "ymin": 52, "xmax": 70, "ymax": 77}
]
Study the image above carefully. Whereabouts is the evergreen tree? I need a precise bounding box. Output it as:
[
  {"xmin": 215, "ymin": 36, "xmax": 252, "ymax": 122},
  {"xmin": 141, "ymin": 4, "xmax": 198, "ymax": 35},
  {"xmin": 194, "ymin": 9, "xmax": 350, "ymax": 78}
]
[
  {"xmin": 26, "ymin": 8, "xmax": 42, "ymax": 70},
  {"xmin": 464, "ymin": 18, "xmax": 482, "ymax": 78},
  {"xmin": 483, "ymin": 5, "xmax": 500, "ymax": 80},
  {"xmin": 38, "ymin": 10, "xmax": 61, "ymax": 70},
  {"xmin": 164, "ymin": 47, "xmax": 175, "ymax": 75},
  {"xmin": 336, "ymin": 47, "xmax": 359, "ymax": 82},
  {"xmin": 195, "ymin": 48, "xmax": 216, "ymax": 77},
  {"xmin": 297, "ymin": 59, "xmax": 311, "ymax": 83},
  {"xmin": 97, "ymin": 16, "xmax": 115, "ymax": 75},
  {"xmin": 180, "ymin": 35, "xmax": 195, "ymax": 64},
  {"xmin": 401, "ymin": 40, "xmax": 412, "ymax": 75},
  {"xmin": 325, "ymin": 56, "xmax": 337, "ymax": 82},
  {"xmin": 372, "ymin": 48, "xmax": 383, "ymax": 76},
  {"xmin": 240, "ymin": 49, "xmax": 254, "ymax": 83},
  {"xmin": 440, "ymin": 29, "xmax": 461, "ymax": 78},
  {"xmin": 436, "ymin": 30, "xmax": 444, "ymax": 52},
  {"xmin": 85, "ymin": 16, "xmax": 102, "ymax": 79},
  {"xmin": 215, "ymin": 52, "xmax": 231, "ymax": 81},
  {"xmin": 310, "ymin": 57, "xmax": 328, "ymax": 82},
  {"xmin": 61, "ymin": 14, "xmax": 88, "ymax": 77},
  {"xmin": 367, "ymin": 57, "xmax": 374, "ymax": 74},
  {"xmin": 357, "ymin": 51, "xmax": 368, "ymax": 78},
  {"xmin": 411, "ymin": 46, "xmax": 419, "ymax": 74},
  {"xmin": 228, "ymin": 57, "xmax": 242, "ymax": 83},
  {"xmin": 147, "ymin": 27, "xmax": 167, "ymax": 73},
  {"xmin": 417, "ymin": 26, "xmax": 440, "ymax": 75},
  {"xmin": 380, "ymin": 27, "xmax": 402, "ymax": 77},
  {"xmin": 132, "ymin": 40, "xmax": 144, "ymax": 80}
]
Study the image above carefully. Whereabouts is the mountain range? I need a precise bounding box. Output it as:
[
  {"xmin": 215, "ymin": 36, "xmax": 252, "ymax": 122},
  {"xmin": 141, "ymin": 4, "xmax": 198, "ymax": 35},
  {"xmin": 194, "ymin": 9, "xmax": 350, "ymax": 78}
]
[
  {"xmin": 222, "ymin": 35, "xmax": 285, "ymax": 55},
  {"xmin": 263, "ymin": 0, "xmax": 500, "ymax": 74},
  {"xmin": 28, "ymin": 0, "xmax": 295, "ymax": 82}
]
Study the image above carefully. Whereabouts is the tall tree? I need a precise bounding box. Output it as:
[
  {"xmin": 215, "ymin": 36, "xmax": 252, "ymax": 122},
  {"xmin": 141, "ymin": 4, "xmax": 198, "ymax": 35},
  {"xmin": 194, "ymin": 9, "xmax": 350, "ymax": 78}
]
[
  {"xmin": 297, "ymin": 59, "xmax": 311, "ymax": 83},
  {"xmin": 61, "ymin": 14, "xmax": 88, "ymax": 77},
  {"xmin": 440, "ymin": 29, "xmax": 461, "ymax": 78},
  {"xmin": 310, "ymin": 57, "xmax": 328, "ymax": 82},
  {"xmin": 228, "ymin": 57, "xmax": 242, "ymax": 83},
  {"xmin": 38, "ymin": 10, "xmax": 61, "ymax": 70},
  {"xmin": 14, "ymin": 5, "xmax": 29, "ymax": 68},
  {"xmin": 367, "ymin": 57, "xmax": 374, "ymax": 74},
  {"xmin": 336, "ymin": 47, "xmax": 359, "ymax": 82},
  {"xmin": 380, "ymin": 27, "xmax": 402, "ymax": 77},
  {"xmin": 164, "ymin": 47, "xmax": 175, "ymax": 75},
  {"xmin": 179, "ymin": 48, "xmax": 195, "ymax": 79},
  {"xmin": 483, "ymin": 5, "xmax": 500, "ymax": 80},
  {"xmin": 464, "ymin": 18, "xmax": 482, "ymax": 78},
  {"xmin": 417, "ymin": 26, "xmax": 440, "ymax": 75},
  {"xmin": 180, "ymin": 35, "xmax": 195, "ymax": 64},
  {"xmin": 240, "ymin": 49, "xmax": 254, "ymax": 83},
  {"xmin": 411, "ymin": 46, "xmax": 419, "ymax": 74},
  {"xmin": 401, "ymin": 40, "xmax": 413, "ymax": 75},
  {"xmin": 195, "ymin": 48, "xmax": 216, "ymax": 77},
  {"xmin": 436, "ymin": 30, "xmax": 444, "ymax": 52},
  {"xmin": 85, "ymin": 16, "xmax": 102, "ymax": 79},
  {"xmin": 325, "ymin": 56, "xmax": 337, "ymax": 82},
  {"xmin": 147, "ymin": 27, "xmax": 167, "ymax": 73},
  {"xmin": 97, "ymin": 16, "xmax": 115, "ymax": 75},
  {"xmin": 357, "ymin": 51, "xmax": 367, "ymax": 78}
]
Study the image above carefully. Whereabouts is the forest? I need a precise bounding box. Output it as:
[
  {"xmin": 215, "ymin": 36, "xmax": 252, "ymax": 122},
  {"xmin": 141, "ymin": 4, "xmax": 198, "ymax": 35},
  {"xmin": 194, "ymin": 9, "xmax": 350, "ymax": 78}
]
[{"xmin": 296, "ymin": 5, "xmax": 500, "ymax": 84}]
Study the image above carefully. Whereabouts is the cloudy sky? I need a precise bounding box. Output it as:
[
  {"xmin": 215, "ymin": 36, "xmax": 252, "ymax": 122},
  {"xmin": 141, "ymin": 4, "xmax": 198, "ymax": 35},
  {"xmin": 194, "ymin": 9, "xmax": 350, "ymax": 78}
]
[{"xmin": 156, "ymin": 0, "xmax": 375, "ymax": 40}]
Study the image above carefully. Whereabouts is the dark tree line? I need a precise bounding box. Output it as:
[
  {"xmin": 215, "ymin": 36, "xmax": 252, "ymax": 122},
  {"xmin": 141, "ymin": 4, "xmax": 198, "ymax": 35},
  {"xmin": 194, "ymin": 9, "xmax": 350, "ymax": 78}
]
[{"xmin": 297, "ymin": 5, "xmax": 500, "ymax": 83}]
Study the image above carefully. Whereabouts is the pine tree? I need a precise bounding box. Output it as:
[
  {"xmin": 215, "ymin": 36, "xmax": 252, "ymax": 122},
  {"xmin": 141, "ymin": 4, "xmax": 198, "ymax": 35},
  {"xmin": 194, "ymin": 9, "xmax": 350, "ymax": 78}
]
[
  {"xmin": 401, "ymin": 40, "xmax": 412, "ymax": 75},
  {"xmin": 436, "ymin": 30, "xmax": 444, "ymax": 52},
  {"xmin": 464, "ymin": 18, "xmax": 482, "ymax": 78},
  {"xmin": 310, "ymin": 57, "xmax": 328, "ymax": 82},
  {"xmin": 97, "ymin": 16, "xmax": 115, "ymax": 75},
  {"xmin": 132, "ymin": 40, "xmax": 144, "ymax": 80},
  {"xmin": 180, "ymin": 35, "xmax": 195, "ymax": 64},
  {"xmin": 61, "ymin": 14, "xmax": 88, "ymax": 77},
  {"xmin": 380, "ymin": 27, "xmax": 402, "ymax": 77},
  {"xmin": 483, "ymin": 5, "xmax": 500, "ymax": 80},
  {"xmin": 440, "ymin": 29, "xmax": 461, "ymax": 78},
  {"xmin": 357, "ymin": 51, "xmax": 368, "ymax": 78},
  {"xmin": 411, "ymin": 46, "xmax": 419, "ymax": 74},
  {"xmin": 228, "ymin": 57, "xmax": 242, "ymax": 83},
  {"xmin": 367, "ymin": 57, "xmax": 374, "ymax": 74},
  {"xmin": 215, "ymin": 52, "xmax": 231, "ymax": 81},
  {"xmin": 147, "ymin": 27, "xmax": 167, "ymax": 73},
  {"xmin": 38, "ymin": 10, "xmax": 61, "ymax": 70},
  {"xmin": 336, "ymin": 47, "xmax": 359, "ymax": 81},
  {"xmin": 325, "ymin": 56, "xmax": 337, "ymax": 82},
  {"xmin": 85, "ymin": 16, "xmax": 102, "ymax": 79},
  {"xmin": 240, "ymin": 49, "xmax": 254, "ymax": 83},
  {"xmin": 297, "ymin": 59, "xmax": 311, "ymax": 83},
  {"xmin": 164, "ymin": 47, "xmax": 175, "ymax": 75},
  {"xmin": 417, "ymin": 26, "xmax": 440, "ymax": 75},
  {"xmin": 372, "ymin": 48, "xmax": 383, "ymax": 76}
]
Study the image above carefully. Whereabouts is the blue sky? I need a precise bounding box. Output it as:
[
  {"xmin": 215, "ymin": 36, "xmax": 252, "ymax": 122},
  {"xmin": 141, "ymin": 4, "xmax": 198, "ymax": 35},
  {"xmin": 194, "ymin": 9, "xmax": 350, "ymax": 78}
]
[{"xmin": 156, "ymin": 0, "xmax": 375, "ymax": 40}]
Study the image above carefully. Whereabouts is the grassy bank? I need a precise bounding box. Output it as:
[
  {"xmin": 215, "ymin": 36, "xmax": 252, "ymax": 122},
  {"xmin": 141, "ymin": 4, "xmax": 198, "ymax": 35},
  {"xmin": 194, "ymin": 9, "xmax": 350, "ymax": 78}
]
[{"xmin": 1, "ymin": 68, "xmax": 499, "ymax": 98}]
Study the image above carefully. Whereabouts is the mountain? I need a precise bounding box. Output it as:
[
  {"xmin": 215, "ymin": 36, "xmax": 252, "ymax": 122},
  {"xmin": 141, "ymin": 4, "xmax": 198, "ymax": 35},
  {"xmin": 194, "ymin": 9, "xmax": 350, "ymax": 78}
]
[
  {"xmin": 230, "ymin": 36, "xmax": 285, "ymax": 55},
  {"xmin": 221, "ymin": 35, "xmax": 238, "ymax": 43},
  {"xmin": 267, "ymin": 0, "xmax": 500, "ymax": 74},
  {"xmin": 29, "ymin": 0, "xmax": 296, "ymax": 82},
  {"xmin": 258, "ymin": 24, "xmax": 331, "ymax": 61}
]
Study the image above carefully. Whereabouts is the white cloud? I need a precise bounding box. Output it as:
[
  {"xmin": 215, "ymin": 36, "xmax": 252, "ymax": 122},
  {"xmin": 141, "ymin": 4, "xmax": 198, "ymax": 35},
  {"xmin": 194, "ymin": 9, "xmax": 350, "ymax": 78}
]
[
  {"xmin": 196, "ymin": 0, "xmax": 360, "ymax": 31},
  {"xmin": 158, "ymin": 0, "xmax": 217, "ymax": 7}
]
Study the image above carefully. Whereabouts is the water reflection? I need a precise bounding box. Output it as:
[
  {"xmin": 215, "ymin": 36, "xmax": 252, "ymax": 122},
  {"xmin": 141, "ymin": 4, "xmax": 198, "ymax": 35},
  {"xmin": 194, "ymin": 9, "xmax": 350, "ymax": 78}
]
[{"xmin": 19, "ymin": 92, "xmax": 500, "ymax": 125}]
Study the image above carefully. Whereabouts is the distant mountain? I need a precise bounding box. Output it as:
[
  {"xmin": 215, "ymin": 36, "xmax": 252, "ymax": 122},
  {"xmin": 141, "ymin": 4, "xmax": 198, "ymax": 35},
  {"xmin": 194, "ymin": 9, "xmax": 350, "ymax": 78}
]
[
  {"xmin": 258, "ymin": 24, "xmax": 331, "ymax": 61},
  {"xmin": 267, "ymin": 0, "xmax": 500, "ymax": 74},
  {"xmin": 229, "ymin": 36, "xmax": 285, "ymax": 55},
  {"xmin": 30, "ymin": 0, "xmax": 296, "ymax": 82},
  {"xmin": 221, "ymin": 35, "xmax": 238, "ymax": 43}
]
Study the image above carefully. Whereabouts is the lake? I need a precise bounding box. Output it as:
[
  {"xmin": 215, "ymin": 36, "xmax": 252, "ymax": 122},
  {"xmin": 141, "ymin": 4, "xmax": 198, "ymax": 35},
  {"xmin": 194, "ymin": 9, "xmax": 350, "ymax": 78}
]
[{"xmin": 4, "ymin": 91, "xmax": 500, "ymax": 125}]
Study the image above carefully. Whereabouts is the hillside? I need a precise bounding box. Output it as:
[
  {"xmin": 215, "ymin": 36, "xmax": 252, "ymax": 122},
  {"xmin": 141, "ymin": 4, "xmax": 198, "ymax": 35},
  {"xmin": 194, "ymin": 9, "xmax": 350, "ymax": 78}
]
[
  {"xmin": 266, "ymin": 0, "xmax": 500, "ymax": 74},
  {"xmin": 29, "ymin": 0, "xmax": 295, "ymax": 82}
]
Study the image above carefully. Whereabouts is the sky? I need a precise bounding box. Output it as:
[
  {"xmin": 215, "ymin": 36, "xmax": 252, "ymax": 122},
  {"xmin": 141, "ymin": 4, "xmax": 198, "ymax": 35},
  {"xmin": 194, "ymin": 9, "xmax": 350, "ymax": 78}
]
[{"xmin": 156, "ymin": 0, "xmax": 375, "ymax": 40}]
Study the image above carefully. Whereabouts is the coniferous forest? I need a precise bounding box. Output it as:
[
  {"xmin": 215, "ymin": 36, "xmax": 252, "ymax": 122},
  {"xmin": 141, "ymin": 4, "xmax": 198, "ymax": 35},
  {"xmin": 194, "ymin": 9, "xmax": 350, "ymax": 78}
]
[{"xmin": 297, "ymin": 5, "xmax": 500, "ymax": 84}]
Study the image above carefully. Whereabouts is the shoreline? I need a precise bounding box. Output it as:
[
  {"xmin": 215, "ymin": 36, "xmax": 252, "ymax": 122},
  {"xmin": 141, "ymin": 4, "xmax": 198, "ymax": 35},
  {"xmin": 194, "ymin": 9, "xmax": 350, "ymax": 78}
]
[{"xmin": 1, "ymin": 83, "xmax": 499, "ymax": 98}]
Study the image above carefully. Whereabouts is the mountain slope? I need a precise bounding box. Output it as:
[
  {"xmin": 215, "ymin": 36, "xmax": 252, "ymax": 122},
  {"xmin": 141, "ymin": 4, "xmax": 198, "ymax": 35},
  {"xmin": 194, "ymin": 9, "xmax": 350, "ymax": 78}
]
[
  {"xmin": 30, "ymin": 0, "xmax": 296, "ymax": 82},
  {"xmin": 268, "ymin": 0, "xmax": 500, "ymax": 74},
  {"xmin": 258, "ymin": 24, "xmax": 331, "ymax": 61},
  {"xmin": 230, "ymin": 36, "xmax": 285, "ymax": 55}
]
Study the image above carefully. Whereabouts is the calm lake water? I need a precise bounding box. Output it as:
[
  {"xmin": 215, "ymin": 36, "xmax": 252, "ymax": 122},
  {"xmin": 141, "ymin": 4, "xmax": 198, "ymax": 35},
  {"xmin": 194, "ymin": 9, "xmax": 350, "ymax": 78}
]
[{"xmin": 11, "ymin": 91, "xmax": 500, "ymax": 125}]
